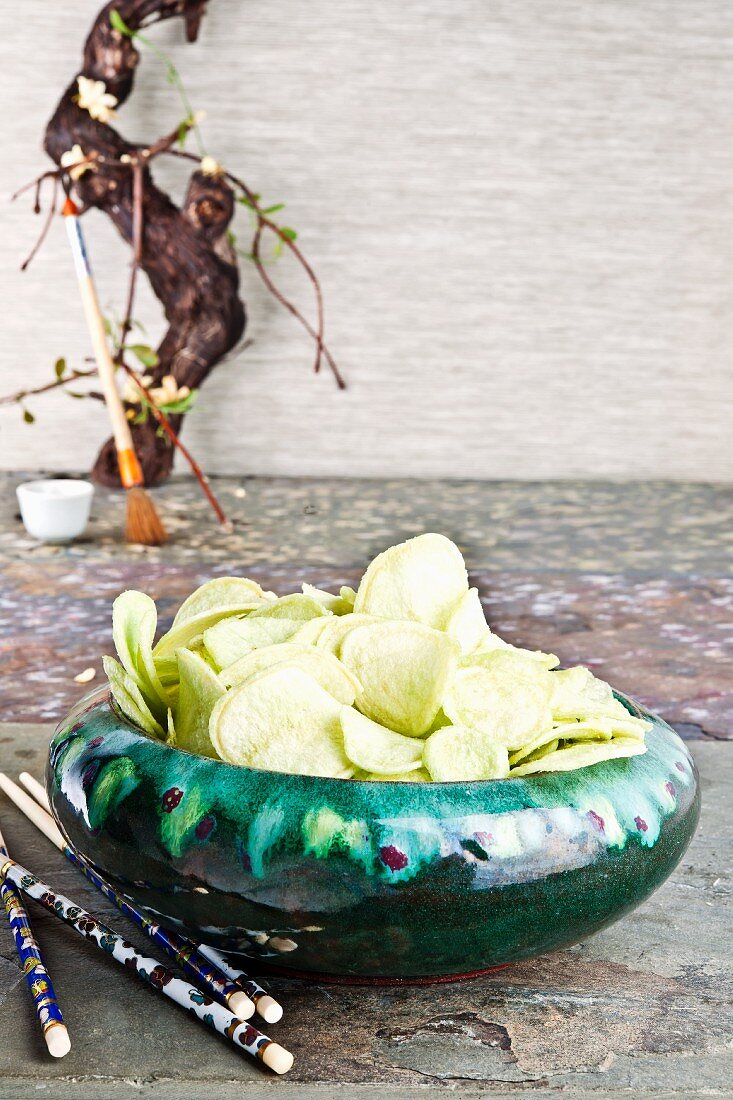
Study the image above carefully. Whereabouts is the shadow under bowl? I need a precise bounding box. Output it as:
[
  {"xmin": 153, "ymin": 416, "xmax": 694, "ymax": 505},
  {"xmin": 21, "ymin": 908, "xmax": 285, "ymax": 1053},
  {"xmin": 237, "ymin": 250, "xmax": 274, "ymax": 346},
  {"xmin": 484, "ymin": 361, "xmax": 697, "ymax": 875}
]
[{"xmin": 47, "ymin": 688, "xmax": 699, "ymax": 982}]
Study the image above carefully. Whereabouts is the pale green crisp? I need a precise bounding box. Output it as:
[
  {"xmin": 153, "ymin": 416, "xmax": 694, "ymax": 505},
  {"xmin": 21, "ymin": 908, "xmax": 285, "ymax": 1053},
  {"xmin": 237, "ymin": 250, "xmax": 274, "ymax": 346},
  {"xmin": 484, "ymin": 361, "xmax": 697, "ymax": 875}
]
[
  {"xmin": 340, "ymin": 620, "xmax": 459, "ymax": 736},
  {"xmin": 443, "ymin": 663, "xmax": 553, "ymax": 749},
  {"xmin": 353, "ymin": 532, "xmax": 468, "ymax": 629},
  {"xmin": 203, "ymin": 616, "xmax": 304, "ymax": 669},
  {"xmin": 510, "ymin": 736, "xmax": 646, "ymax": 776},
  {"xmin": 103, "ymin": 655, "xmax": 164, "ymax": 737},
  {"xmin": 153, "ymin": 603, "xmax": 264, "ymax": 657},
  {"xmin": 314, "ymin": 614, "xmax": 383, "ymax": 657},
  {"xmin": 221, "ymin": 642, "xmax": 360, "ymax": 705},
  {"xmin": 444, "ymin": 588, "xmax": 489, "ymax": 654},
  {"xmin": 173, "ymin": 648, "xmax": 225, "ymax": 758},
  {"xmin": 423, "ymin": 724, "xmax": 510, "ymax": 782},
  {"xmin": 209, "ymin": 664, "xmax": 353, "ymax": 777},
  {"xmin": 550, "ymin": 666, "xmax": 630, "ymax": 721},
  {"xmin": 112, "ymin": 591, "xmax": 169, "ymax": 722},
  {"xmin": 360, "ymin": 768, "xmax": 431, "ymax": 782},
  {"xmin": 301, "ymin": 584, "xmax": 353, "ymax": 616},
  {"xmin": 340, "ymin": 708, "xmax": 424, "ymax": 774},
  {"xmin": 172, "ymin": 577, "xmax": 271, "ymax": 626},
  {"xmin": 250, "ymin": 593, "xmax": 327, "ymax": 622}
]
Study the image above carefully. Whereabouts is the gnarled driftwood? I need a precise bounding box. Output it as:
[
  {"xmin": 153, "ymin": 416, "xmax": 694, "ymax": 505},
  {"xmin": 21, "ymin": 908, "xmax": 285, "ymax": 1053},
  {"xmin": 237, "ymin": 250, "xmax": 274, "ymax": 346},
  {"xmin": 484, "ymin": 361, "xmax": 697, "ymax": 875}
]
[{"xmin": 44, "ymin": 0, "xmax": 245, "ymax": 486}]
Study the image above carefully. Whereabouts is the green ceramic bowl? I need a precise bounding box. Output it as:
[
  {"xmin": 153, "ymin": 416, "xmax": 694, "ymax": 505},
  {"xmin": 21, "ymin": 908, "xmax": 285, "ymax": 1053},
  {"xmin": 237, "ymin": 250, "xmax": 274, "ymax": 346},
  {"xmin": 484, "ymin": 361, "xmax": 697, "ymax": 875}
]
[{"xmin": 47, "ymin": 687, "xmax": 699, "ymax": 982}]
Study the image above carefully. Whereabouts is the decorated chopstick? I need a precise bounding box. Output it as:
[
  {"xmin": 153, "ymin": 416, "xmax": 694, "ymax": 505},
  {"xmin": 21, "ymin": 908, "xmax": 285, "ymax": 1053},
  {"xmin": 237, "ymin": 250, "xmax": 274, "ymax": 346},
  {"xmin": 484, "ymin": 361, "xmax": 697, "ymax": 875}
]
[
  {"xmin": 0, "ymin": 852, "xmax": 292, "ymax": 1074},
  {"xmin": 4, "ymin": 775, "xmax": 257, "ymax": 1022},
  {"xmin": 0, "ymin": 824, "xmax": 70, "ymax": 1058},
  {"xmin": 195, "ymin": 943, "xmax": 283, "ymax": 1024},
  {"xmin": 17, "ymin": 773, "xmax": 283, "ymax": 1024}
]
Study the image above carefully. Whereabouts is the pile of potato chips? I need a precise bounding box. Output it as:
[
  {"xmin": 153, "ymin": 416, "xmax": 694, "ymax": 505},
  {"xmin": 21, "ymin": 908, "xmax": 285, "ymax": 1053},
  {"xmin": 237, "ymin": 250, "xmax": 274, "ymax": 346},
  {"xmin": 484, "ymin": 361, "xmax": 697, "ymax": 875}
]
[{"xmin": 103, "ymin": 534, "xmax": 649, "ymax": 782}]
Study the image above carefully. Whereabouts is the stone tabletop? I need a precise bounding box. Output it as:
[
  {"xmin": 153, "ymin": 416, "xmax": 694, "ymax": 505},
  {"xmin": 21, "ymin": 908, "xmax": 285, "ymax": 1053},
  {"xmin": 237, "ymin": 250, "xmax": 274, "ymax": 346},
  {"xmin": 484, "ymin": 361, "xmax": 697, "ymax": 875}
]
[{"xmin": 0, "ymin": 474, "xmax": 731, "ymax": 1097}]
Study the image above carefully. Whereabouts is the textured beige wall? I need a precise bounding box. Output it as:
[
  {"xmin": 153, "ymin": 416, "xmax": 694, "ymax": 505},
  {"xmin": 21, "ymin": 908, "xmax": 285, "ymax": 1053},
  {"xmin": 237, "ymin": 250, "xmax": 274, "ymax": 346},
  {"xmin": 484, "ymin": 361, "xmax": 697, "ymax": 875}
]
[{"xmin": 0, "ymin": 0, "xmax": 731, "ymax": 480}]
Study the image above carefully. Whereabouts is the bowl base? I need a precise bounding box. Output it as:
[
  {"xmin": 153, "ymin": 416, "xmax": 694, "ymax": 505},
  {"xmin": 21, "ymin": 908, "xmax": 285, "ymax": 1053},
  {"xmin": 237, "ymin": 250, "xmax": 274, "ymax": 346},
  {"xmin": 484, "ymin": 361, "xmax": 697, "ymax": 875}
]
[{"xmin": 243, "ymin": 959, "xmax": 512, "ymax": 987}]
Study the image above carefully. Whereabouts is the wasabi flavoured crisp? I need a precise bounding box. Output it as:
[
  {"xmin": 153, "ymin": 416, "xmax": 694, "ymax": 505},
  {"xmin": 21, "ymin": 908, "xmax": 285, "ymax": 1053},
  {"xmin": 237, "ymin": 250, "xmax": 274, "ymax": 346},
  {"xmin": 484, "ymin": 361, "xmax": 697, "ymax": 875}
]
[
  {"xmin": 102, "ymin": 533, "xmax": 651, "ymax": 782},
  {"xmin": 209, "ymin": 665, "xmax": 353, "ymax": 777}
]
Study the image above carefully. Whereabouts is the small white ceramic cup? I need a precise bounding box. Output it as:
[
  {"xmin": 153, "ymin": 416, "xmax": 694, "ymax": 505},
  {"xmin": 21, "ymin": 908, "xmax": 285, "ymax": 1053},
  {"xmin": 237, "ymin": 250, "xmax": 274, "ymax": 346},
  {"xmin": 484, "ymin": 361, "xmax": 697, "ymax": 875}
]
[{"xmin": 16, "ymin": 479, "xmax": 94, "ymax": 542}]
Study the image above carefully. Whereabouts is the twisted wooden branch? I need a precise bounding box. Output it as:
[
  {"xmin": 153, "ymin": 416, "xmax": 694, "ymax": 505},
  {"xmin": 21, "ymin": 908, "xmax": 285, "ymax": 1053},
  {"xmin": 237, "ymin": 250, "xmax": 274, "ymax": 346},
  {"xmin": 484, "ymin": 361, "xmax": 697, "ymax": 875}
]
[{"xmin": 44, "ymin": 0, "xmax": 245, "ymax": 486}]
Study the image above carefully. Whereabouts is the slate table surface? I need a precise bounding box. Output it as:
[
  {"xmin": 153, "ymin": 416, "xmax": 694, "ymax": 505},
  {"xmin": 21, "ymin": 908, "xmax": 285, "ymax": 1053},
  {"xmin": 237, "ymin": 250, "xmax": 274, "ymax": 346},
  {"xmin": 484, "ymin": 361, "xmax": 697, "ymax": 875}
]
[{"xmin": 0, "ymin": 473, "xmax": 731, "ymax": 1098}]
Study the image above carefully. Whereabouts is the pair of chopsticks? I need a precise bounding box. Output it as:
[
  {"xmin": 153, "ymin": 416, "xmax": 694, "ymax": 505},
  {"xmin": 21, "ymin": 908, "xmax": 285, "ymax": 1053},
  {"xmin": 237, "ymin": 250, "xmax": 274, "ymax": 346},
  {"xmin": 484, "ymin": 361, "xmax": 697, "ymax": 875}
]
[{"xmin": 0, "ymin": 773, "xmax": 292, "ymax": 1074}]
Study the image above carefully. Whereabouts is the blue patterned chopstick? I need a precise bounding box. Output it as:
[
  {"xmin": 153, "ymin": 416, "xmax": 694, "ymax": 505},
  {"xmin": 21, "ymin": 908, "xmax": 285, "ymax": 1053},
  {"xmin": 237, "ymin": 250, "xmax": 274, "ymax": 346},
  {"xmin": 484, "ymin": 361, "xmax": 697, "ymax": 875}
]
[{"xmin": 0, "ymin": 823, "xmax": 70, "ymax": 1057}]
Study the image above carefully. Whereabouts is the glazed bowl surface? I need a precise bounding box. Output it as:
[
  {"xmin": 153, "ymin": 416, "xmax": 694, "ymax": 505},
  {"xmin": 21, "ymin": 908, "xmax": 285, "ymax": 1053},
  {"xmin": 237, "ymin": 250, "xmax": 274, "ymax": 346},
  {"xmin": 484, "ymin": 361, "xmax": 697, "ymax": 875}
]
[{"xmin": 48, "ymin": 688, "xmax": 699, "ymax": 981}]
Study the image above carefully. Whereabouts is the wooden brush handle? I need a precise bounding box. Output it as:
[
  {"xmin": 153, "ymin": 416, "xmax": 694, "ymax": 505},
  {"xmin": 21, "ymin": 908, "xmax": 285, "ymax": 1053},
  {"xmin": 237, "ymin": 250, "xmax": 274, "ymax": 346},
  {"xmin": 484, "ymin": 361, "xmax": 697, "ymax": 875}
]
[{"xmin": 64, "ymin": 199, "xmax": 143, "ymax": 488}]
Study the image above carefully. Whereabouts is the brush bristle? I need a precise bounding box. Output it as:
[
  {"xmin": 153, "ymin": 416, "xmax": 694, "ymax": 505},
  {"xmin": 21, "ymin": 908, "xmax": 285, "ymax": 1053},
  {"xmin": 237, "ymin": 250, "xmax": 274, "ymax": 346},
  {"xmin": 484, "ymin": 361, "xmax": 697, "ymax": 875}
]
[{"xmin": 125, "ymin": 486, "xmax": 167, "ymax": 546}]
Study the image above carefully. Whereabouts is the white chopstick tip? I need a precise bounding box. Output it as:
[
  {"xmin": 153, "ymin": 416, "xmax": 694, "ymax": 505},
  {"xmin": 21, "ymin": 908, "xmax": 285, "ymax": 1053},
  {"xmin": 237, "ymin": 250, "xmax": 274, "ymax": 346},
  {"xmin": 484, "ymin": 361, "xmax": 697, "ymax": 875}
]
[
  {"xmin": 256, "ymin": 995, "xmax": 283, "ymax": 1024},
  {"xmin": 45, "ymin": 1022, "xmax": 71, "ymax": 1058},
  {"xmin": 261, "ymin": 1042, "xmax": 293, "ymax": 1075},
  {"xmin": 228, "ymin": 989, "xmax": 255, "ymax": 1020}
]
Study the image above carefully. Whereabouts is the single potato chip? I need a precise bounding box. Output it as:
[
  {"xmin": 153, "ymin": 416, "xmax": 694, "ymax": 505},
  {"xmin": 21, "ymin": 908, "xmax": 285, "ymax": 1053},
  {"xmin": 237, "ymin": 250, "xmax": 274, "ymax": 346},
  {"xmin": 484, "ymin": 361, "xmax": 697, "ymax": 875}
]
[
  {"xmin": 550, "ymin": 666, "xmax": 630, "ymax": 721},
  {"xmin": 209, "ymin": 664, "xmax": 353, "ymax": 777},
  {"xmin": 445, "ymin": 588, "xmax": 489, "ymax": 654},
  {"xmin": 172, "ymin": 577, "xmax": 271, "ymax": 626},
  {"xmin": 301, "ymin": 584, "xmax": 353, "ymax": 616},
  {"xmin": 153, "ymin": 603, "xmax": 263, "ymax": 657},
  {"xmin": 314, "ymin": 613, "xmax": 384, "ymax": 657},
  {"xmin": 249, "ymin": 593, "xmax": 327, "ymax": 622},
  {"xmin": 291, "ymin": 617, "xmax": 333, "ymax": 646},
  {"xmin": 443, "ymin": 662, "xmax": 552, "ymax": 749},
  {"xmin": 340, "ymin": 620, "xmax": 459, "ymax": 736},
  {"xmin": 423, "ymin": 724, "xmax": 510, "ymax": 782},
  {"xmin": 353, "ymin": 533, "xmax": 468, "ymax": 629},
  {"xmin": 112, "ymin": 591, "xmax": 169, "ymax": 721},
  {"xmin": 103, "ymin": 655, "xmax": 163, "ymax": 737},
  {"xmin": 359, "ymin": 768, "xmax": 431, "ymax": 782},
  {"xmin": 221, "ymin": 642, "xmax": 360, "ymax": 705},
  {"xmin": 510, "ymin": 736, "xmax": 646, "ymax": 776},
  {"xmin": 340, "ymin": 708, "xmax": 424, "ymax": 774},
  {"xmin": 174, "ymin": 648, "xmax": 225, "ymax": 758},
  {"xmin": 339, "ymin": 586, "xmax": 357, "ymax": 609},
  {"xmin": 203, "ymin": 616, "xmax": 306, "ymax": 669}
]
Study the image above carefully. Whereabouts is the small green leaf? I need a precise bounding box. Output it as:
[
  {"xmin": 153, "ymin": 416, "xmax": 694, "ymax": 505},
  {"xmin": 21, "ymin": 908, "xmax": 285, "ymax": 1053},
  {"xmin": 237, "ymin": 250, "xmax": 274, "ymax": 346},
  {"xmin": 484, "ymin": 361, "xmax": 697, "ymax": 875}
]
[
  {"xmin": 66, "ymin": 391, "xmax": 87, "ymax": 399},
  {"xmin": 226, "ymin": 229, "xmax": 237, "ymax": 248},
  {"xmin": 280, "ymin": 227, "xmax": 298, "ymax": 241},
  {"xmin": 160, "ymin": 390, "xmax": 197, "ymax": 415},
  {"xmin": 110, "ymin": 9, "xmax": 133, "ymax": 36},
  {"xmin": 178, "ymin": 121, "xmax": 189, "ymax": 148},
  {"xmin": 129, "ymin": 345, "xmax": 160, "ymax": 368},
  {"xmin": 262, "ymin": 203, "xmax": 285, "ymax": 215},
  {"xmin": 23, "ymin": 407, "xmax": 35, "ymax": 424},
  {"xmin": 102, "ymin": 315, "xmax": 113, "ymax": 337},
  {"xmin": 54, "ymin": 357, "xmax": 67, "ymax": 380}
]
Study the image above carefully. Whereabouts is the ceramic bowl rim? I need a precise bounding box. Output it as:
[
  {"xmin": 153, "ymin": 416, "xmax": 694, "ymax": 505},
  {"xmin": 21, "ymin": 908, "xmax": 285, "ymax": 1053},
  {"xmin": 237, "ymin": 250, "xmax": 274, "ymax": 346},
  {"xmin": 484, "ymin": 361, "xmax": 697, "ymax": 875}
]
[{"xmin": 69, "ymin": 685, "xmax": 656, "ymax": 793}]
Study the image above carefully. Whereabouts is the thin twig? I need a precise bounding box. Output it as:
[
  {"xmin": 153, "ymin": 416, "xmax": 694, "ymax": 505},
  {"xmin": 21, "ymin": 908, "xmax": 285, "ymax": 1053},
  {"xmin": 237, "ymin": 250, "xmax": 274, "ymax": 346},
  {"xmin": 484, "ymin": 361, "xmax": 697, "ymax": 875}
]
[
  {"xmin": 251, "ymin": 225, "xmax": 344, "ymax": 388},
  {"xmin": 120, "ymin": 365, "xmax": 230, "ymax": 527},
  {"xmin": 227, "ymin": 169, "xmax": 340, "ymax": 384},
  {"xmin": 10, "ymin": 168, "xmax": 63, "ymax": 203},
  {"xmin": 21, "ymin": 176, "xmax": 59, "ymax": 272},
  {"xmin": 0, "ymin": 368, "xmax": 98, "ymax": 407},
  {"xmin": 165, "ymin": 150, "xmax": 344, "ymax": 388}
]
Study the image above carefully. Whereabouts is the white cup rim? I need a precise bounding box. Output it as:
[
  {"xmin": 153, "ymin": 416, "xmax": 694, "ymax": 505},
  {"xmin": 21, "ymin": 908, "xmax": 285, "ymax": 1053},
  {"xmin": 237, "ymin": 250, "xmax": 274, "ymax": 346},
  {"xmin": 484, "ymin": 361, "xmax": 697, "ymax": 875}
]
[{"xmin": 17, "ymin": 478, "xmax": 94, "ymax": 501}]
